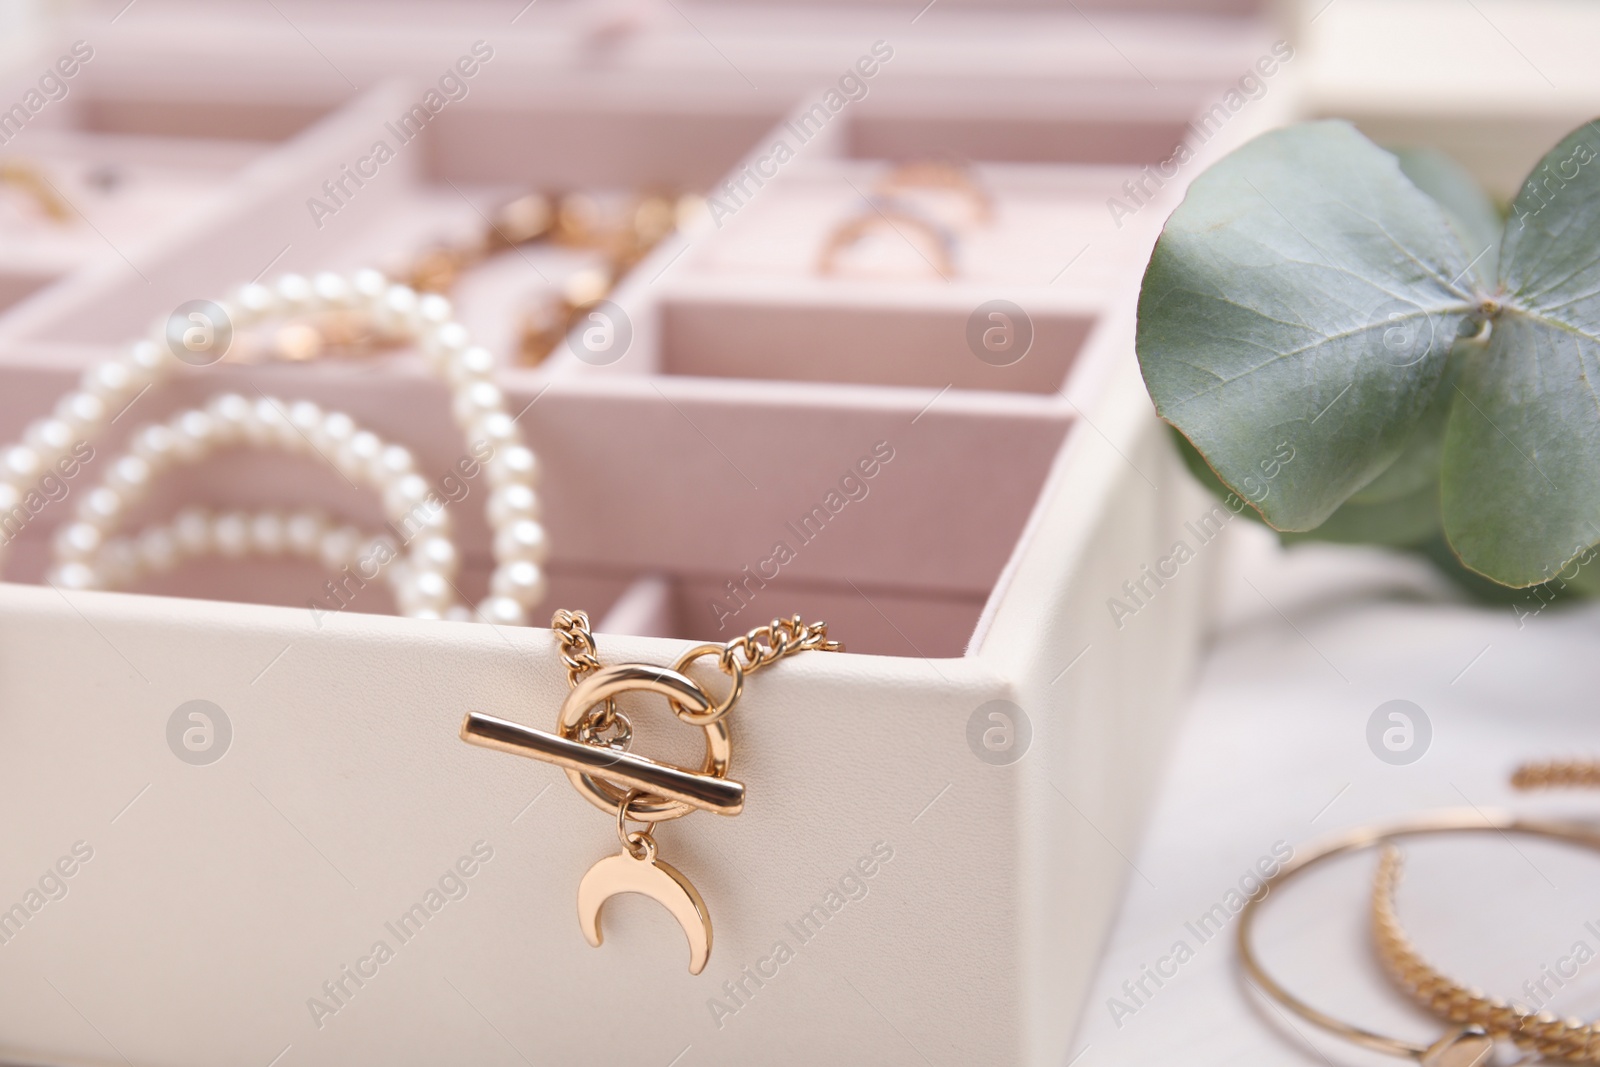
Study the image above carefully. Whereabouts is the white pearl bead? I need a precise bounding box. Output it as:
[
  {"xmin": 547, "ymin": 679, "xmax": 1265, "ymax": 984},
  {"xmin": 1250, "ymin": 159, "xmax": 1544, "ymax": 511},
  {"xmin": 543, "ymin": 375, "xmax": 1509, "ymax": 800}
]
[
  {"xmin": 494, "ymin": 518, "xmax": 548, "ymax": 564},
  {"xmin": 313, "ymin": 410, "xmax": 355, "ymax": 452},
  {"xmin": 249, "ymin": 397, "xmax": 287, "ymax": 448},
  {"xmin": 404, "ymin": 502, "xmax": 452, "ymax": 538},
  {"xmin": 106, "ymin": 455, "xmax": 153, "ymax": 498},
  {"xmin": 414, "ymin": 535, "xmax": 459, "ymax": 577},
  {"xmin": 54, "ymin": 391, "xmax": 107, "ymax": 436},
  {"xmin": 488, "ymin": 445, "xmax": 538, "ymax": 487},
  {"xmin": 490, "ymin": 560, "xmax": 547, "ymax": 606},
  {"xmin": 3, "ymin": 445, "xmax": 40, "ymax": 482},
  {"xmin": 125, "ymin": 340, "xmax": 165, "ymax": 387},
  {"xmin": 444, "ymin": 605, "xmax": 474, "ymax": 623},
  {"xmin": 337, "ymin": 431, "xmax": 381, "ymax": 481},
  {"xmin": 312, "ymin": 271, "xmax": 352, "ymax": 308},
  {"xmin": 424, "ymin": 321, "xmax": 470, "ymax": 364},
  {"xmin": 82, "ymin": 360, "xmax": 133, "ymax": 405},
  {"xmin": 79, "ymin": 487, "xmax": 125, "ymax": 529},
  {"xmin": 319, "ymin": 526, "xmax": 361, "ymax": 571},
  {"xmin": 173, "ymin": 507, "xmax": 212, "ymax": 555},
  {"xmin": 285, "ymin": 511, "xmax": 325, "ymax": 555},
  {"xmin": 351, "ymin": 269, "xmax": 386, "ymax": 303},
  {"xmin": 206, "ymin": 394, "xmax": 253, "ymax": 444},
  {"xmin": 377, "ymin": 444, "xmax": 414, "ymax": 480},
  {"xmin": 418, "ymin": 293, "xmax": 452, "ymax": 327},
  {"xmin": 380, "ymin": 285, "xmax": 418, "ymax": 332},
  {"xmin": 0, "ymin": 482, "xmax": 19, "ymax": 511},
  {"xmin": 233, "ymin": 282, "xmax": 276, "ymax": 324},
  {"xmin": 54, "ymin": 521, "xmax": 102, "ymax": 561},
  {"xmin": 452, "ymin": 380, "xmax": 504, "ymax": 426},
  {"xmin": 139, "ymin": 527, "xmax": 179, "ymax": 571},
  {"xmin": 449, "ymin": 345, "xmax": 497, "ymax": 387},
  {"xmin": 24, "ymin": 418, "xmax": 74, "ymax": 461},
  {"xmin": 488, "ymin": 484, "xmax": 539, "ymax": 526},
  {"xmin": 131, "ymin": 424, "xmax": 178, "ymax": 468},
  {"xmin": 383, "ymin": 473, "xmax": 430, "ymax": 516},
  {"xmin": 471, "ymin": 412, "xmax": 517, "ymax": 448},
  {"xmin": 275, "ymin": 273, "xmax": 312, "ymax": 311},
  {"xmin": 213, "ymin": 512, "xmax": 251, "ymax": 557},
  {"xmin": 407, "ymin": 568, "xmax": 454, "ymax": 613},
  {"xmin": 476, "ymin": 596, "xmax": 528, "ymax": 626},
  {"xmin": 288, "ymin": 400, "xmax": 324, "ymax": 437},
  {"xmin": 251, "ymin": 512, "xmax": 286, "ymax": 554},
  {"xmin": 171, "ymin": 410, "xmax": 216, "ymax": 461},
  {"xmin": 51, "ymin": 561, "xmax": 97, "ymax": 590}
]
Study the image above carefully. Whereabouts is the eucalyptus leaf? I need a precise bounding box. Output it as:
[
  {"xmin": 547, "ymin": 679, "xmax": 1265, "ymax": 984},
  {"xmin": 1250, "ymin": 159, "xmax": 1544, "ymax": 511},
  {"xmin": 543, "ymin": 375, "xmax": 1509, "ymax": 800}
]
[
  {"xmin": 1343, "ymin": 348, "xmax": 1456, "ymax": 505},
  {"xmin": 1442, "ymin": 123, "xmax": 1600, "ymax": 586},
  {"xmin": 1392, "ymin": 147, "xmax": 1503, "ymax": 283},
  {"xmin": 1172, "ymin": 423, "xmax": 1443, "ymax": 547},
  {"xmin": 1281, "ymin": 485, "xmax": 1440, "ymax": 548},
  {"xmin": 1138, "ymin": 120, "xmax": 1480, "ymax": 532}
]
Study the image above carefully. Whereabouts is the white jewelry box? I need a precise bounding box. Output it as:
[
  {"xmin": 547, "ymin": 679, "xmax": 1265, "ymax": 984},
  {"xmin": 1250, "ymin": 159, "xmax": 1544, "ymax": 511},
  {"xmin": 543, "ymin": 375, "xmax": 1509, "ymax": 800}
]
[{"xmin": 0, "ymin": 6, "xmax": 1284, "ymax": 1064}]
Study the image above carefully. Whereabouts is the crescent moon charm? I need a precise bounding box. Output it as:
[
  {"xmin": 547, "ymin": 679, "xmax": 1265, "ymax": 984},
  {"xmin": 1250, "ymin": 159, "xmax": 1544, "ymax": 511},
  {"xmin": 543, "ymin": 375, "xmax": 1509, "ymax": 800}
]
[{"xmin": 577, "ymin": 847, "xmax": 713, "ymax": 975}]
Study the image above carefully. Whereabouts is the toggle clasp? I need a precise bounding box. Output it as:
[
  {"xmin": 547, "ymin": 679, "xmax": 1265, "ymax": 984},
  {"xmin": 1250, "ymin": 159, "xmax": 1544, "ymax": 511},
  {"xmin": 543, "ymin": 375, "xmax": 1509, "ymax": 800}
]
[{"xmin": 459, "ymin": 661, "xmax": 743, "ymax": 820}]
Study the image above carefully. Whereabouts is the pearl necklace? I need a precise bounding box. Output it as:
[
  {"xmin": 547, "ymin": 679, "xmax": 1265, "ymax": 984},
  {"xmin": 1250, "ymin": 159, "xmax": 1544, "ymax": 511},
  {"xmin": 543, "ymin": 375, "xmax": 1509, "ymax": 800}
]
[
  {"xmin": 1, "ymin": 269, "xmax": 547, "ymax": 625},
  {"xmin": 82, "ymin": 506, "xmax": 410, "ymax": 604}
]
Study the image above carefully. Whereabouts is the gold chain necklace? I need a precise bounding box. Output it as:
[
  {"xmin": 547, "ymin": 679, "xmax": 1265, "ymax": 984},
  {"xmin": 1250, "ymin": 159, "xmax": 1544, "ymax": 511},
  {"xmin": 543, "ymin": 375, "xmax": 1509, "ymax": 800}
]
[{"xmin": 459, "ymin": 608, "xmax": 839, "ymax": 973}]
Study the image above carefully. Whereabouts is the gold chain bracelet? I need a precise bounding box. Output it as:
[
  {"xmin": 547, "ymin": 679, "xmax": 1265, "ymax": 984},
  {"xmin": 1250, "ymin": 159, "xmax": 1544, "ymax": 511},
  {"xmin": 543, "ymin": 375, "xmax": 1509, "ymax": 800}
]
[
  {"xmin": 1373, "ymin": 846, "xmax": 1600, "ymax": 1063},
  {"xmin": 1369, "ymin": 759, "xmax": 1600, "ymax": 1063},
  {"xmin": 1240, "ymin": 760, "xmax": 1600, "ymax": 1066},
  {"xmin": 459, "ymin": 608, "xmax": 839, "ymax": 974}
]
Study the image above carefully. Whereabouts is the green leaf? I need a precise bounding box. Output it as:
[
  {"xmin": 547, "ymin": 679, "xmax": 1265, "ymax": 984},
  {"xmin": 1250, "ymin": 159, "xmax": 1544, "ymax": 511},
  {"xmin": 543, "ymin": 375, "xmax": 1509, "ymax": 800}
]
[
  {"xmin": 1138, "ymin": 120, "xmax": 1480, "ymax": 532},
  {"xmin": 1172, "ymin": 424, "xmax": 1441, "ymax": 548},
  {"xmin": 1392, "ymin": 147, "xmax": 1503, "ymax": 284},
  {"xmin": 1441, "ymin": 122, "xmax": 1600, "ymax": 586},
  {"xmin": 1282, "ymin": 486, "xmax": 1440, "ymax": 547},
  {"xmin": 1346, "ymin": 346, "xmax": 1461, "ymax": 505}
]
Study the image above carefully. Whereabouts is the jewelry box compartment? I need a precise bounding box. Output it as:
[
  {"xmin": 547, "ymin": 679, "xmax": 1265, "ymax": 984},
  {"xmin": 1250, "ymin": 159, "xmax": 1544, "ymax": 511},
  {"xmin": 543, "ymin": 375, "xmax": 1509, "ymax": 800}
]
[
  {"xmin": 650, "ymin": 158, "xmax": 1134, "ymax": 394},
  {"xmin": 625, "ymin": 58, "xmax": 1257, "ymax": 396},
  {"xmin": 0, "ymin": 338, "xmax": 1073, "ymax": 659},
  {"xmin": 0, "ymin": 54, "xmax": 287, "ymax": 317}
]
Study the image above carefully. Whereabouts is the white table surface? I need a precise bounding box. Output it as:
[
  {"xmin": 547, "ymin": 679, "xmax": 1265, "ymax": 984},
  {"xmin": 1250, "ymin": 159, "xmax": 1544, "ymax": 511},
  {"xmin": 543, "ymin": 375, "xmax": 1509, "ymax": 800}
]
[{"xmin": 1069, "ymin": 521, "xmax": 1600, "ymax": 1067}]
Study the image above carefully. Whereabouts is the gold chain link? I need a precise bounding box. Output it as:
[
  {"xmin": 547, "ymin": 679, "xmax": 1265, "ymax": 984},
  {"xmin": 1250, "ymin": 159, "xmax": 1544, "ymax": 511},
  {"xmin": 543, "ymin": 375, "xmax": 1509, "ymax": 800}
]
[
  {"xmin": 1512, "ymin": 759, "xmax": 1600, "ymax": 791},
  {"xmin": 550, "ymin": 609, "xmax": 839, "ymax": 735},
  {"xmin": 1372, "ymin": 763, "xmax": 1600, "ymax": 1062},
  {"xmin": 551, "ymin": 609, "xmax": 604, "ymax": 686},
  {"xmin": 721, "ymin": 615, "xmax": 842, "ymax": 676}
]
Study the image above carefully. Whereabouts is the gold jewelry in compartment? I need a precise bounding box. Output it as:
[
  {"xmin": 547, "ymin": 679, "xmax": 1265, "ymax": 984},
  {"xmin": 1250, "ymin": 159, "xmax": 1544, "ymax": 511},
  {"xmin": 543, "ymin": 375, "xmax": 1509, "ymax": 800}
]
[{"xmin": 0, "ymin": 159, "xmax": 73, "ymax": 224}]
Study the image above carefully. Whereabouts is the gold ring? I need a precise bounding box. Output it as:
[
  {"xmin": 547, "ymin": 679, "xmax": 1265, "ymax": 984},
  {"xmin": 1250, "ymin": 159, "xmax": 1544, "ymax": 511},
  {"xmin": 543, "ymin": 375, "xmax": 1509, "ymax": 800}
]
[
  {"xmin": 816, "ymin": 203, "xmax": 956, "ymax": 278},
  {"xmin": 875, "ymin": 160, "xmax": 992, "ymax": 226},
  {"xmin": 557, "ymin": 662, "xmax": 731, "ymax": 822}
]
